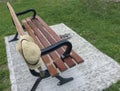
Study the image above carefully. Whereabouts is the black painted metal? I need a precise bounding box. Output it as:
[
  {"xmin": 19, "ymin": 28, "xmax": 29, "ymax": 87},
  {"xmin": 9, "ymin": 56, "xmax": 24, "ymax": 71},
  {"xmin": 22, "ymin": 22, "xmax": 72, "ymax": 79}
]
[
  {"xmin": 30, "ymin": 70, "xmax": 40, "ymax": 77},
  {"xmin": 30, "ymin": 39, "xmax": 73, "ymax": 90},
  {"xmin": 41, "ymin": 39, "xmax": 72, "ymax": 59},
  {"xmin": 30, "ymin": 69, "xmax": 73, "ymax": 90},
  {"xmin": 31, "ymin": 77, "xmax": 42, "ymax": 91},
  {"xmin": 30, "ymin": 70, "xmax": 50, "ymax": 91},
  {"xmin": 7, "ymin": 6, "xmax": 74, "ymax": 90},
  {"xmin": 56, "ymin": 75, "xmax": 73, "ymax": 85},
  {"xmin": 16, "ymin": 9, "xmax": 37, "ymax": 19},
  {"xmin": 9, "ymin": 32, "xmax": 18, "ymax": 42}
]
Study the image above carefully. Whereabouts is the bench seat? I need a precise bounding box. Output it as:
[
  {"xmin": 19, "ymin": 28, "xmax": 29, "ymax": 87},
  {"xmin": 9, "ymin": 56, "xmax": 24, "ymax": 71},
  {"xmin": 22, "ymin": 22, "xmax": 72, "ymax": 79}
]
[{"xmin": 21, "ymin": 16, "xmax": 84, "ymax": 76}]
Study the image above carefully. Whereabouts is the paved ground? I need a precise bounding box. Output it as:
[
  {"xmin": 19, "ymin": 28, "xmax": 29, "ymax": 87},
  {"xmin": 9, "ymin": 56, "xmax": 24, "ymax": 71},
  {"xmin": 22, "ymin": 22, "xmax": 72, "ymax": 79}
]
[{"xmin": 5, "ymin": 23, "xmax": 120, "ymax": 91}]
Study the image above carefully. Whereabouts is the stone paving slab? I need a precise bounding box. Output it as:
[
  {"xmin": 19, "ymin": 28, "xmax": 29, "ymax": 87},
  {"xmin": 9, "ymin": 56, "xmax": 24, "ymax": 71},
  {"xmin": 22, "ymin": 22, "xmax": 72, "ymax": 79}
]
[{"xmin": 5, "ymin": 23, "xmax": 120, "ymax": 91}]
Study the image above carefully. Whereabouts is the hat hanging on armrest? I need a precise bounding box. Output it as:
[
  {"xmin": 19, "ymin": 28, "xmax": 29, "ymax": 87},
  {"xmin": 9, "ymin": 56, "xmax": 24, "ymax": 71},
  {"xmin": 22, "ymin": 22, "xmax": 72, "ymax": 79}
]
[{"xmin": 16, "ymin": 35, "xmax": 43, "ymax": 70}]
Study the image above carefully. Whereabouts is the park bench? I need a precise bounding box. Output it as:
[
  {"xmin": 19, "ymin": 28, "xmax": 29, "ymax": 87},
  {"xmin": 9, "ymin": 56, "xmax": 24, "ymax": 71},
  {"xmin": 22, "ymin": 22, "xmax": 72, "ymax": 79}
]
[{"xmin": 7, "ymin": 2, "xmax": 84, "ymax": 91}]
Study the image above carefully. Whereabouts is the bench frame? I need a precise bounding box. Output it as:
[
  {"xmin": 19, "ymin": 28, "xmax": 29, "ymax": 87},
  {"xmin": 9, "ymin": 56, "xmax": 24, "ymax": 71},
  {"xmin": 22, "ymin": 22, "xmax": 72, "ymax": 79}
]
[
  {"xmin": 9, "ymin": 9, "xmax": 74, "ymax": 91},
  {"xmin": 9, "ymin": 9, "xmax": 73, "ymax": 91},
  {"xmin": 7, "ymin": 2, "xmax": 84, "ymax": 91}
]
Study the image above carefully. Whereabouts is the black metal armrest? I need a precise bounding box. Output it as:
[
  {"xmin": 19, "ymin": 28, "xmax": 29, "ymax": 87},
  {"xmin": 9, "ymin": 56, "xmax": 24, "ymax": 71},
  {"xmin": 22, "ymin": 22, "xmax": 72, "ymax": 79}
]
[
  {"xmin": 41, "ymin": 39, "xmax": 72, "ymax": 59},
  {"xmin": 16, "ymin": 9, "xmax": 36, "ymax": 19},
  {"xmin": 10, "ymin": 9, "xmax": 36, "ymax": 29}
]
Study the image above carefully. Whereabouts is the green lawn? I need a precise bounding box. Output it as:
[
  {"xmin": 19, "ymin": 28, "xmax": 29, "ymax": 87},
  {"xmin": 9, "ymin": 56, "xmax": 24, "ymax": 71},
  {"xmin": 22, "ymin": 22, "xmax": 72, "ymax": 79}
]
[{"xmin": 0, "ymin": 0, "xmax": 120, "ymax": 91}]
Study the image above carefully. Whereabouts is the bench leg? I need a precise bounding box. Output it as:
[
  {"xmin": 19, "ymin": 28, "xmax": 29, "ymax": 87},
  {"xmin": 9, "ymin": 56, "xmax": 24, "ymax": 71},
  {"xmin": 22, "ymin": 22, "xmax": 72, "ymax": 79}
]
[
  {"xmin": 31, "ymin": 71, "xmax": 73, "ymax": 90},
  {"xmin": 56, "ymin": 75, "xmax": 73, "ymax": 85},
  {"xmin": 9, "ymin": 32, "xmax": 18, "ymax": 42},
  {"xmin": 31, "ymin": 77, "xmax": 42, "ymax": 91},
  {"xmin": 31, "ymin": 70, "xmax": 50, "ymax": 91}
]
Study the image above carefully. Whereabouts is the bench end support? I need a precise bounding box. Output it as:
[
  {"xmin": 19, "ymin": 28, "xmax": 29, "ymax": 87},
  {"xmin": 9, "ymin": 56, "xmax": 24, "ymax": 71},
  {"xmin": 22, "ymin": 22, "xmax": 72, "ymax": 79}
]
[
  {"xmin": 56, "ymin": 75, "xmax": 73, "ymax": 85},
  {"xmin": 9, "ymin": 32, "xmax": 18, "ymax": 42}
]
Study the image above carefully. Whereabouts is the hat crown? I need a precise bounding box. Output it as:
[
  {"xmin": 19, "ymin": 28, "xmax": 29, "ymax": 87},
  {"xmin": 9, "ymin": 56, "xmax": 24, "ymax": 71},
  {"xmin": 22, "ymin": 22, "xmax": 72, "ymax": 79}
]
[
  {"xmin": 16, "ymin": 35, "xmax": 42, "ymax": 69},
  {"xmin": 22, "ymin": 40, "xmax": 40, "ymax": 64}
]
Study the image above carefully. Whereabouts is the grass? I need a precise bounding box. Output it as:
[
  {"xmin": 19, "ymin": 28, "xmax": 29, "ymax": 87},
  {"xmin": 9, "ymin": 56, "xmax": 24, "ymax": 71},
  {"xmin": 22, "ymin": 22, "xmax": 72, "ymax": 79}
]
[{"xmin": 0, "ymin": 0, "xmax": 120, "ymax": 90}]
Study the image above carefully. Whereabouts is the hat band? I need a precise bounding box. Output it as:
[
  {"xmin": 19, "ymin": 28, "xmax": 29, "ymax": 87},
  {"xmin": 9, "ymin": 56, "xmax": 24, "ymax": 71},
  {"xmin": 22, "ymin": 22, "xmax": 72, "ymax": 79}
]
[{"xmin": 26, "ymin": 59, "xmax": 39, "ymax": 65}]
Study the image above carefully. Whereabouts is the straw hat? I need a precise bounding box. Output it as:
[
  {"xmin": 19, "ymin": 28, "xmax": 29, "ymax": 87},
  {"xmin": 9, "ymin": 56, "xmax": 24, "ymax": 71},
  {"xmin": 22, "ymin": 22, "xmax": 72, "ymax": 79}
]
[{"xmin": 16, "ymin": 35, "xmax": 43, "ymax": 70}]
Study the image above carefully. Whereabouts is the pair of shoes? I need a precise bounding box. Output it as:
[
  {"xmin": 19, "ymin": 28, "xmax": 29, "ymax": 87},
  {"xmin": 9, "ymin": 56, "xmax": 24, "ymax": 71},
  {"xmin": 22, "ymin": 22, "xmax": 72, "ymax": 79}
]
[{"xmin": 59, "ymin": 33, "xmax": 72, "ymax": 40}]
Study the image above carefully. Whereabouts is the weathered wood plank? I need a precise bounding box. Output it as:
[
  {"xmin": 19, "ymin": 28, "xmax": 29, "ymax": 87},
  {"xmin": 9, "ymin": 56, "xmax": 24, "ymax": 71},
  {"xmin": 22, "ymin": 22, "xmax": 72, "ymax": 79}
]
[
  {"xmin": 22, "ymin": 19, "xmax": 59, "ymax": 76},
  {"xmin": 32, "ymin": 18, "xmax": 76, "ymax": 67},
  {"xmin": 7, "ymin": 2, "xmax": 24, "ymax": 36},
  {"xmin": 35, "ymin": 16, "xmax": 84, "ymax": 64},
  {"xmin": 25, "ymin": 18, "xmax": 68, "ymax": 72}
]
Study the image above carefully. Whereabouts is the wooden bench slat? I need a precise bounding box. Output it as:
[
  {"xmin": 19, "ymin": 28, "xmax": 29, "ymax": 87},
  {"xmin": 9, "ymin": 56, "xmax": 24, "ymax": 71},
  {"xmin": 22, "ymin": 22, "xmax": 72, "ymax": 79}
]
[
  {"xmin": 32, "ymin": 20, "xmax": 57, "ymax": 44},
  {"xmin": 63, "ymin": 57, "xmax": 76, "ymax": 67},
  {"xmin": 42, "ymin": 55, "xmax": 59, "ymax": 76},
  {"xmin": 33, "ymin": 19, "xmax": 66, "ymax": 55},
  {"xmin": 21, "ymin": 20, "xmax": 41, "ymax": 48},
  {"xmin": 36, "ymin": 16, "xmax": 61, "ymax": 40},
  {"xmin": 21, "ymin": 16, "xmax": 84, "ymax": 75},
  {"xmin": 35, "ymin": 16, "xmax": 84, "ymax": 64},
  {"xmin": 32, "ymin": 18, "xmax": 76, "ymax": 67},
  {"xmin": 21, "ymin": 19, "xmax": 59, "ymax": 76},
  {"xmin": 35, "ymin": 16, "xmax": 84, "ymax": 63},
  {"xmin": 25, "ymin": 18, "xmax": 68, "ymax": 72},
  {"xmin": 70, "ymin": 51, "xmax": 84, "ymax": 64},
  {"xmin": 7, "ymin": 2, "xmax": 24, "ymax": 36},
  {"xmin": 32, "ymin": 19, "xmax": 64, "ymax": 55},
  {"xmin": 54, "ymin": 58, "xmax": 68, "ymax": 71}
]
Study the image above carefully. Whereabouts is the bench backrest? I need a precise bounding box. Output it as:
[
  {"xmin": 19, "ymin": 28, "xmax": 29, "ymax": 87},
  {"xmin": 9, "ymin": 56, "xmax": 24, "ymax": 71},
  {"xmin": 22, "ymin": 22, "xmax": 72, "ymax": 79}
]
[{"xmin": 7, "ymin": 2, "xmax": 24, "ymax": 36}]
